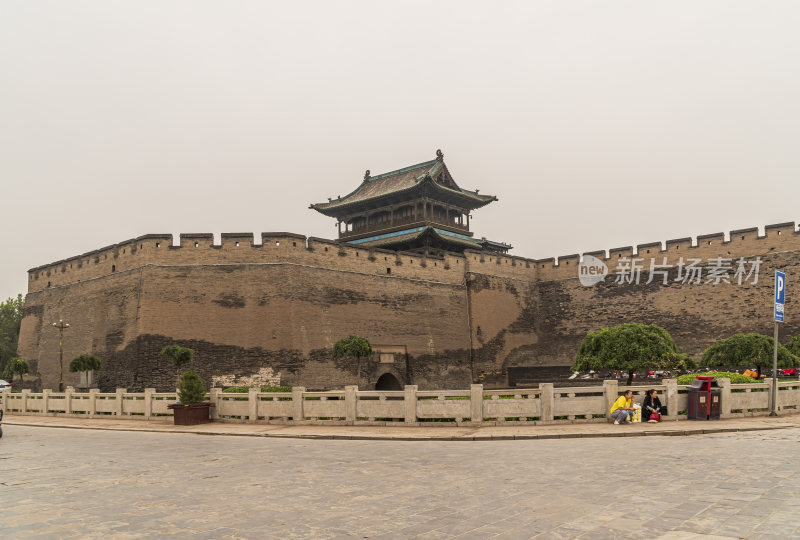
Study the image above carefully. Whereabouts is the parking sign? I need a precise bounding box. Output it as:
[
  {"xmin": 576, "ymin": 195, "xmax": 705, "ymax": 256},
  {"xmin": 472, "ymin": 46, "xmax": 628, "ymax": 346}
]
[{"xmin": 775, "ymin": 270, "xmax": 786, "ymax": 323}]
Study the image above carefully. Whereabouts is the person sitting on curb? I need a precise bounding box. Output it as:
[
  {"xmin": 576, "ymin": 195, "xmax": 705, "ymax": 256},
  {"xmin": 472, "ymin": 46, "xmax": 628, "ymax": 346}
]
[
  {"xmin": 642, "ymin": 389, "xmax": 665, "ymax": 422},
  {"xmin": 610, "ymin": 390, "xmax": 635, "ymax": 424}
]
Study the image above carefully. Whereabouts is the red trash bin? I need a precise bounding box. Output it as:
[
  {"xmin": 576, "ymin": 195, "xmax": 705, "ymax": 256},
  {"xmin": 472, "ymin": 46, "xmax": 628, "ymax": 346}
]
[{"xmin": 687, "ymin": 376, "xmax": 721, "ymax": 420}]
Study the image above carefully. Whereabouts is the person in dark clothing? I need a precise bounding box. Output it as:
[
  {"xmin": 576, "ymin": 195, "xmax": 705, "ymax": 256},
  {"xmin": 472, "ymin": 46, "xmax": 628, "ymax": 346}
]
[{"xmin": 642, "ymin": 389, "xmax": 666, "ymax": 422}]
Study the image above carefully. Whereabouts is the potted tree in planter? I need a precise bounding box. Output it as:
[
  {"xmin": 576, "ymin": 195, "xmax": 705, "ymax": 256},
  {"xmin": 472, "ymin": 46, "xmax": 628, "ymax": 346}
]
[{"xmin": 162, "ymin": 345, "xmax": 213, "ymax": 425}]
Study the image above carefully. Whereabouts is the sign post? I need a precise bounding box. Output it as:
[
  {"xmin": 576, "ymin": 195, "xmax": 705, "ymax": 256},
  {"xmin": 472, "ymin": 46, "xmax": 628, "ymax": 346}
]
[{"xmin": 771, "ymin": 270, "xmax": 786, "ymax": 416}]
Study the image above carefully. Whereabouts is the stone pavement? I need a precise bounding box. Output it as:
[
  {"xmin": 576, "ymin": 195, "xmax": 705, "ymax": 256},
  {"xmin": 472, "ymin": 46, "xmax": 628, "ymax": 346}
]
[{"xmin": 3, "ymin": 417, "xmax": 800, "ymax": 539}]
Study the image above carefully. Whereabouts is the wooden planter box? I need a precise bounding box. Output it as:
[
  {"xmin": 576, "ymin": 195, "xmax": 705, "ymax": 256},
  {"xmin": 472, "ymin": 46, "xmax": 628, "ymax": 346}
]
[{"xmin": 167, "ymin": 402, "xmax": 213, "ymax": 425}]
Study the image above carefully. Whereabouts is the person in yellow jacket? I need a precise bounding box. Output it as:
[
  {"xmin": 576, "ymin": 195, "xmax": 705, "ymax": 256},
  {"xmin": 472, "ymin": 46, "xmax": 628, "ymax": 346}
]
[{"xmin": 610, "ymin": 390, "xmax": 635, "ymax": 424}]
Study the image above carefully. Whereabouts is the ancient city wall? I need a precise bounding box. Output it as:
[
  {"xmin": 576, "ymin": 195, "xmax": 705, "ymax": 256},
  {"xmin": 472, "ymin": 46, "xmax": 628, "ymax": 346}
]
[{"xmin": 19, "ymin": 222, "xmax": 800, "ymax": 391}]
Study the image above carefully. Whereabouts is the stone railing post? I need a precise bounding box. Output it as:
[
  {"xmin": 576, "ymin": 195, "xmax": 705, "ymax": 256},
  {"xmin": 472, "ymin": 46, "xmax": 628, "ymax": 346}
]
[
  {"xmin": 664, "ymin": 378, "xmax": 678, "ymax": 420},
  {"xmin": 603, "ymin": 380, "xmax": 618, "ymax": 420},
  {"xmin": 292, "ymin": 386, "xmax": 305, "ymax": 423},
  {"xmin": 116, "ymin": 388, "xmax": 126, "ymax": 417},
  {"xmin": 345, "ymin": 386, "xmax": 358, "ymax": 425},
  {"xmin": 247, "ymin": 387, "xmax": 258, "ymax": 423},
  {"xmin": 718, "ymin": 378, "xmax": 732, "ymax": 418},
  {"xmin": 209, "ymin": 388, "xmax": 221, "ymax": 421},
  {"xmin": 3, "ymin": 388, "xmax": 11, "ymax": 414},
  {"xmin": 144, "ymin": 388, "xmax": 155, "ymax": 420},
  {"xmin": 470, "ymin": 384, "xmax": 483, "ymax": 424},
  {"xmin": 404, "ymin": 385, "xmax": 418, "ymax": 424},
  {"xmin": 539, "ymin": 383, "xmax": 554, "ymax": 422},
  {"xmin": 63, "ymin": 388, "xmax": 72, "ymax": 415},
  {"xmin": 89, "ymin": 389, "xmax": 99, "ymax": 418},
  {"xmin": 20, "ymin": 389, "xmax": 30, "ymax": 414},
  {"xmin": 768, "ymin": 380, "xmax": 777, "ymax": 413},
  {"xmin": 42, "ymin": 389, "xmax": 51, "ymax": 415}
]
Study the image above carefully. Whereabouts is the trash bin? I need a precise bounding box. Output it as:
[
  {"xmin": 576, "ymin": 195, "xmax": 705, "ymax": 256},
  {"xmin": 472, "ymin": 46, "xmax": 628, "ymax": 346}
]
[{"xmin": 687, "ymin": 376, "xmax": 721, "ymax": 420}]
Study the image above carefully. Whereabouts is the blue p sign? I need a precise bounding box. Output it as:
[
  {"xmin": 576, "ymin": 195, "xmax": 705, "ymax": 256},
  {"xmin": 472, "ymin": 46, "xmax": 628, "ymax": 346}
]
[{"xmin": 775, "ymin": 270, "xmax": 786, "ymax": 322}]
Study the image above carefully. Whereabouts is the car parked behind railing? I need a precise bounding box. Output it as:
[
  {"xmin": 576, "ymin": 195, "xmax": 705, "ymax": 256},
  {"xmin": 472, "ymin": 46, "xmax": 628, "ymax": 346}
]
[{"xmin": 0, "ymin": 379, "xmax": 12, "ymax": 391}]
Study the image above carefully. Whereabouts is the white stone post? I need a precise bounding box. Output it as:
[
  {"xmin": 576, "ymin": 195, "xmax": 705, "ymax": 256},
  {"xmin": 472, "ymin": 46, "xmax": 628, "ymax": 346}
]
[
  {"xmin": 292, "ymin": 386, "xmax": 305, "ymax": 423},
  {"xmin": 89, "ymin": 389, "xmax": 99, "ymax": 418},
  {"xmin": 718, "ymin": 378, "xmax": 732, "ymax": 418},
  {"xmin": 63, "ymin": 388, "xmax": 72, "ymax": 414},
  {"xmin": 664, "ymin": 378, "xmax": 678, "ymax": 421},
  {"xmin": 3, "ymin": 388, "xmax": 11, "ymax": 414},
  {"xmin": 144, "ymin": 388, "xmax": 155, "ymax": 420},
  {"xmin": 539, "ymin": 383, "xmax": 554, "ymax": 422},
  {"xmin": 116, "ymin": 388, "xmax": 126, "ymax": 417},
  {"xmin": 209, "ymin": 388, "xmax": 221, "ymax": 421},
  {"xmin": 345, "ymin": 386, "xmax": 358, "ymax": 425},
  {"xmin": 404, "ymin": 385, "xmax": 417, "ymax": 424},
  {"xmin": 21, "ymin": 389, "xmax": 30, "ymax": 414},
  {"xmin": 42, "ymin": 389, "xmax": 50, "ymax": 415},
  {"xmin": 248, "ymin": 387, "xmax": 258, "ymax": 423},
  {"xmin": 470, "ymin": 384, "xmax": 483, "ymax": 424},
  {"xmin": 764, "ymin": 378, "xmax": 781, "ymax": 412},
  {"xmin": 603, "ymin": 380, "xmax": 618, "ymax": 421}
]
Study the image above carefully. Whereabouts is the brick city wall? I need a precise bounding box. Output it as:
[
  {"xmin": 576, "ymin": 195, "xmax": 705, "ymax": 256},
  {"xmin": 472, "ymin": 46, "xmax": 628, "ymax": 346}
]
[{"xmin": 18, "ymin": 222, "xmax": 800, "ymax": 391}]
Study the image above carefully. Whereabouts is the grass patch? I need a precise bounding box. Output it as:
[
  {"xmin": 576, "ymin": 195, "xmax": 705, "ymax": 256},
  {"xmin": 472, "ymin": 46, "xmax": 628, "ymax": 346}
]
[{"xmin": 223, "ymin": 385, "xmax": 292, "ymax": 393}]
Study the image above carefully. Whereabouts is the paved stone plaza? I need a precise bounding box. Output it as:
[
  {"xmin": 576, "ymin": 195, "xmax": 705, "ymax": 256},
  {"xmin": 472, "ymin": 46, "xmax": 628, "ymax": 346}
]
[{"xmin": 2, "ymin": 425, "xmax": 800, "ymax": 539}]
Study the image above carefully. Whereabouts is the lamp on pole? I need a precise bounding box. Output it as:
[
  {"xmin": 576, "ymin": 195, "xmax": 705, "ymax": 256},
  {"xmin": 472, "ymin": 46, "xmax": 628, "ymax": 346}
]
[{"xmin": 52, "ymin": 320, "xmax": 70, "ymax": 392}]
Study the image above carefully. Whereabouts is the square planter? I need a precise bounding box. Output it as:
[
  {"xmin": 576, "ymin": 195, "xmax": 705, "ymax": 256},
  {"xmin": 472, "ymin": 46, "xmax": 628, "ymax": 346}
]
[{"xmin": 167, "ymin": 402, "xmax": 213, "ymax": 425}]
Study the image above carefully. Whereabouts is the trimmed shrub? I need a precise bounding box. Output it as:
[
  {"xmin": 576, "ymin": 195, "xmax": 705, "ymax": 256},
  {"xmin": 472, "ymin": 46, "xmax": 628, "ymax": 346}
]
[
  {"xmin": 676, "ymin": 371, "xmax": 757, "ymax": 385},
  {"xmin": 178, "ymin": 369, "xmax": 206, "ymax": 403}
]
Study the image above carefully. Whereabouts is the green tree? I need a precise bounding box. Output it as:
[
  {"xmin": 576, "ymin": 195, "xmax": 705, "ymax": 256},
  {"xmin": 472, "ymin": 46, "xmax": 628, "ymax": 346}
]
[
  {"xmin": 332, "ymin": 335, "xmax": 372, "ymax": 359},
  {"xmin": 4, "ymin": 357, "xmax": 30, "ymax": 386},
  {"xmin": 161, "ymin": 345, "xmax": 194, "ymax": 370},
  {"xmin": 785, "ymin": 336, "xmax": 800, "ymax": 358},
  {"xmin": 0, "ymin": 295, "xmax": 24, "ymax": 377},
  {"xmin": 572, "ymin": 323, "xmax": 696, "ymax": 386},
  {"xmin": 69, "ymin": 354, "xmax": 101, "ymax": 390},
  {"xmin": 177, "ymin": 369, "xmax": 206, "ymax": 404},
  {"xmin": 702, "ymin": 333, "xmax": 799, "ymax": 377}
]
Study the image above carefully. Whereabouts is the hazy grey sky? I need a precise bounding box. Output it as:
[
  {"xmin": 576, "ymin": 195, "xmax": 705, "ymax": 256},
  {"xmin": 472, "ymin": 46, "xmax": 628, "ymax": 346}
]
[{"xmin": 2, "ymin": 1, "xmax": 799, "ymax": 301}]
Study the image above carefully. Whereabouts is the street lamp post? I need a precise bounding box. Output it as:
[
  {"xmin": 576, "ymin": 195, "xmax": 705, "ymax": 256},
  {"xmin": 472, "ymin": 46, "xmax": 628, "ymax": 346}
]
[{"xmin": 52, "ymin": 320, "xmax": 70, "ymax": 392}]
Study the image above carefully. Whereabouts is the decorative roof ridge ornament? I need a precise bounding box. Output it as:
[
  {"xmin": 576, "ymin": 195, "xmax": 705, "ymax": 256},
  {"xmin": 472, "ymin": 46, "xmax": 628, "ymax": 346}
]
[
  {"xmin": 436, "ymin": 149, "xmax": 444, "ymax": 161},
  {"xmin": 364, "ymin": 170, "xmax": 371, "ymax": 182}
]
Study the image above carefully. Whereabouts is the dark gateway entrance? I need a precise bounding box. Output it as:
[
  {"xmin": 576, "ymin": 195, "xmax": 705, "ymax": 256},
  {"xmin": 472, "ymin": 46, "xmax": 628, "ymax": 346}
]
[{"xmin": 375, "ymin": 373, "xmax": 403, "ymax": 391}]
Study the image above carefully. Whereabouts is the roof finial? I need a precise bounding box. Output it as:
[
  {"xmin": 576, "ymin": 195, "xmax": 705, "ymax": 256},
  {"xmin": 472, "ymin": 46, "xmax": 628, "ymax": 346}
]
[
  {"xmin": 364, "ymin": 170, "xmax": 371, "ymax": 181},
  {"xmin": 436, "ymin": 149, "xmax": 444, "ymax": 161}
]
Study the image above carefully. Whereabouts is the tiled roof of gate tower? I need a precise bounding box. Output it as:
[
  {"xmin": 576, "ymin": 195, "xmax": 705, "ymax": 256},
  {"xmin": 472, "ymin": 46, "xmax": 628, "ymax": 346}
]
[{"xmin": 310, "ymin": 150, "xmax": 497, "ymax": 216}]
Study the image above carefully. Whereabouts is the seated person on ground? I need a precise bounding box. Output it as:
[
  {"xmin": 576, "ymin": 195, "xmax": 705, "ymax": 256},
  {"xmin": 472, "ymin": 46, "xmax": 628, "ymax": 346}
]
[
  {"xmin": 610, "ymin": 390, "xmax": 635, "ymax": 424},
  {"xmin": 642, "ymin": 389, "xmax": 665, "ymax": 422}
]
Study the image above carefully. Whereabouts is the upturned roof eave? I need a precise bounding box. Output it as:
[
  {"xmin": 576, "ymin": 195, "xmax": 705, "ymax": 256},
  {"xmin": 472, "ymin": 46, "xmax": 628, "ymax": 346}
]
[{"xmin": 310, "ymin": 176, "xmax": 496, "ymax": 217}]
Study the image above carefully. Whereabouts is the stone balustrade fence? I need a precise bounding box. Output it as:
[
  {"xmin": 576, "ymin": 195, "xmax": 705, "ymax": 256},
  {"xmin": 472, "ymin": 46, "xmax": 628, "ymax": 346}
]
[{"xmin": 2, "ymin": 379, "xmax": 799, "ymax": 426}]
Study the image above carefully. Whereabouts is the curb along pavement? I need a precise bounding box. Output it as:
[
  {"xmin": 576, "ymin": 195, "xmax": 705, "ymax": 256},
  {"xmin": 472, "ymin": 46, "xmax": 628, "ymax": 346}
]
[{"xmin": 4, "ymin": 413, "xmax": 800, "ymax": 441}]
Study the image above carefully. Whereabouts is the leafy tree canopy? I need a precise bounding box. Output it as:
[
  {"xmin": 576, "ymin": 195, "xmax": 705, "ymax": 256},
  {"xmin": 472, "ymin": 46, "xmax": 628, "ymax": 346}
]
[
  {"xmin": 161, "ymin": 345, "xmax": 194, "ymax": 369},
  {"xmin": 786, "ymin": 336, "xmax": 800, "ymax": 358},
  {"xmin": 69, "ymin": 354, "xmax": 101, "ymax": 373},
  {"xmin": 332, "ymin": 335, "xmax": 372, "ymax": 359},
  {"xmin": 177, "ymin": 369, "xmax": 206, "ymax": 404},
  {"xmin": 572, "ymin": 323, "xmax": 696, "ymax": 385},
  {"xmin": 4, "ymin": 357, "xmax": 30, "ymax": 384},
  {"xmin": 701, "ymin": 333, "xmax": 799, "ymax": 376},
  {"xmin": 0, "ymin": 295, "xmax": 24, "ymax": 377}
]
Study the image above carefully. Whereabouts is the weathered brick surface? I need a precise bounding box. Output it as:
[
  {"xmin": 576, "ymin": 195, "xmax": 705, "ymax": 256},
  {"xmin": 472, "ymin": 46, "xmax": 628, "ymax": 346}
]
[{"xmin": 18, "ymin": 224, "xmax": 800, "ymax": 391}]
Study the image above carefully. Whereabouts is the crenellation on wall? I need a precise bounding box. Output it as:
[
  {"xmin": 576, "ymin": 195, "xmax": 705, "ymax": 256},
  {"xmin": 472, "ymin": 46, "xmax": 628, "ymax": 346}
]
[
  {"xmin": 636, "ymin": 242, "xmax": 663, "ymax": 256},
  {"xmin": 179, "ymin": 233, "xmax": 214, "ymax": 249}
]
